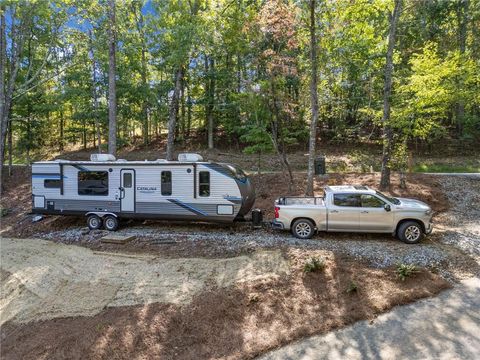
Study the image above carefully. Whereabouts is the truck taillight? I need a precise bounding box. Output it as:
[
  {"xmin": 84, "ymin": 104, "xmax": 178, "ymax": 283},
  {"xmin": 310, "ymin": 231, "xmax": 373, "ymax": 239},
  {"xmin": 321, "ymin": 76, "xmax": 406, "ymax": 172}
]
[{"xmin": 274, "ymin": 206, "xmax": 279, "ymax": 219}]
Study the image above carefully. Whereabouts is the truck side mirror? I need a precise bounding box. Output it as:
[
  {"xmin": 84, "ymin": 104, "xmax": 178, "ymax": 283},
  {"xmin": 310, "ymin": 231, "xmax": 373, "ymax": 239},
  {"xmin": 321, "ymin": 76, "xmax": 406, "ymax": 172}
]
[{"xmin": 384, "ymin": 204, "xmax": 391, "ymax": 212}]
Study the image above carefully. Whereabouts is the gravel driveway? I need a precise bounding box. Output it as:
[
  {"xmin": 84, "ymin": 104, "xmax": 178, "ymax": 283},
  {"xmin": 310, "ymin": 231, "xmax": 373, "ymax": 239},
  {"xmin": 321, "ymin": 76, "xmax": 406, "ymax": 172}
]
[{"xmin": 31, "ymin": 175, "xmax": 480, "ymax": 282}]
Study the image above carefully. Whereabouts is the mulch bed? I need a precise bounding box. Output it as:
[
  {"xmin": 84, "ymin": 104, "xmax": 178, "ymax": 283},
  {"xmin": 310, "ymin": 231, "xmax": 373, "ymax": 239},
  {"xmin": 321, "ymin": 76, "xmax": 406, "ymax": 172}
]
[{"xmin": 0, "ymin": 249, "xmax": 450, "ymax": 360}]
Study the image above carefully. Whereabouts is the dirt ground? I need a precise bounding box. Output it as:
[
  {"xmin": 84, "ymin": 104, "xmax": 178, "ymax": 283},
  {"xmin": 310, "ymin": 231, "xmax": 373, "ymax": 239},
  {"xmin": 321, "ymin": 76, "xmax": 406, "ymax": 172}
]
[
  {"xmin": 0, "ymin": 241, "xmax": 449, "ymax": 360},
  {"xmin": 0, "ymin": 158, "xmax": 476, "ymax": 359}
]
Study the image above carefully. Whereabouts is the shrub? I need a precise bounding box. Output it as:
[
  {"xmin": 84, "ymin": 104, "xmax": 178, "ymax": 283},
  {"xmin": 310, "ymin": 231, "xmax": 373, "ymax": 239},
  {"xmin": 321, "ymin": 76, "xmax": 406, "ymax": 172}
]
[
  {"xmin": 346, "ymin": 281, "xmax": 358, "ymax": 293},
  {"xmin": 0, "ymin": 206, "xmax": 9, "ymax": 217},
  {"xmin": 303, "ymin": 257, "xmax": 325, "ymax": 273},
  {"xmin": 396, "ymin": 263, "xmax": 419, "ymax": 281}
]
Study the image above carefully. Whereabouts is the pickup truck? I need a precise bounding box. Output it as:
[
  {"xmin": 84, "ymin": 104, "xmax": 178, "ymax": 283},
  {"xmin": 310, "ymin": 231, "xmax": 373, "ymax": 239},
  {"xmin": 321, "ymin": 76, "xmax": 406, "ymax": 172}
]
[{"xmin": 272, "ymin": 185, "xmax": 433, "ymax": 244}]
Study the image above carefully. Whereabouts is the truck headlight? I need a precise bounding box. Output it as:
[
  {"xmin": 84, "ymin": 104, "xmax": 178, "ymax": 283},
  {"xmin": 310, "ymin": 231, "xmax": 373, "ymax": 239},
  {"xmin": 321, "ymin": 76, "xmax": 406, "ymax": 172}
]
[{"xmin": 425, "ymin": 209, "xmax": 432, "ymax": 216}]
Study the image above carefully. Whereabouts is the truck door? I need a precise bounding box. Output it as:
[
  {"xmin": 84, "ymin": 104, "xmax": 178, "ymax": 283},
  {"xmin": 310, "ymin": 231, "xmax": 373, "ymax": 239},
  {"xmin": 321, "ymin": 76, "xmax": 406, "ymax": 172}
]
[
  {"xmin": 120, "ymin": 169, "xmax": 135, "ymax": 212},
  {"xmin": 327, "ymin": 194, "xmax": 361, "ymax": 231},
  {"xmin": 359, "ymin": 194, "xmax": 393, "ymax": 232}
]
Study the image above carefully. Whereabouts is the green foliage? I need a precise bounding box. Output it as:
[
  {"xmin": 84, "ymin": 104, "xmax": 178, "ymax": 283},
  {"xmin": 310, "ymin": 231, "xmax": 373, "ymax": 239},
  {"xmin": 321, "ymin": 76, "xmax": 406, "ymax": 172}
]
[
  {"xmin": 0, "ymin": 206, "xmax": 10, "ymax": 218},
  {"xmin": 396, "ymin": 264, "xmax": 419, "ymax": 281},
  {"xmin": 303, "ymin": 257, "xmax": 325, "ymax": 273},
  {"xmin": 2, "ymin": 0, "xmax": 479, "ymax": 164},
  {"xmin": 346, "ymin": 281, "xmax": 358, "ymax": 294}
]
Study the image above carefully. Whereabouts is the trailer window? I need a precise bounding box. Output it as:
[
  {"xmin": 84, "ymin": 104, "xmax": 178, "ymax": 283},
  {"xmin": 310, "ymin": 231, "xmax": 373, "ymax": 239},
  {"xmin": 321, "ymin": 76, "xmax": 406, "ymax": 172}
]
[
  {"xmin": 161, "ymin": 171, "xmax": 172, "ymax": 195},
  {"xmin": 44, "ymin": 179, "xmax": 61, "ymax": 189},
  {"xmin": 199, "ymin": 171, "xmax": 210, "ymax": 197},
  {"xmin": 78, "ymin": 171, "xmax": 109, "ymax": 196},
  {"xmin": 123, "ymin": 173, "xmax": 132, "ymax": 188}
]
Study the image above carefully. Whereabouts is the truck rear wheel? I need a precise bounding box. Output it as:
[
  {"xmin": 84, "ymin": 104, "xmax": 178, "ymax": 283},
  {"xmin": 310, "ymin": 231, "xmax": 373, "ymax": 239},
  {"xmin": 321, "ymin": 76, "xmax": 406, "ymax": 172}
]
[
  {"xmin": 398, "ymin": 221, "xmax": 424, "ymax": 244},
  {"xmin": 291, "ymin": 219, "xmax": 315, "ymax": 239},
  {"xmin": 104, "ymin": 215, "xmax": 119, "ymax": 231},
  {"xmin": 87, "ymin": 214, "xmax": 102, "ymax": 230}
]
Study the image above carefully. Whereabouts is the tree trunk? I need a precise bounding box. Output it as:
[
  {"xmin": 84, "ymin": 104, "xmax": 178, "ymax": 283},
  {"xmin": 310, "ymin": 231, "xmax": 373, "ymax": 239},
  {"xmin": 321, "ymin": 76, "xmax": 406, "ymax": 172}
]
[
  {"xmin": 205, "ymin": 55, "xmax": 215, "ymax": 149},
  {"xmin": 186, "ymin": 79, "xmax": 192, "ymax": 139},
  {"xmin": 270, "ymin": 82, "xmax": 294, "ymax": 192},
  {"xmin": 89, "ymin": 30, "xmax": 101, "ymax": 153},
  {"xmin": 59, "ymin": 109, "xmax": 64, "ymax": 151},
  {"xmin": 380, "ymin": 0, "xmax": 403, "ymax": 190},
  {"xmin": 0, "ymin": 7, "xmax": 23, "ymax": 193},
  {"xmin": 107, "ymin": 0, "xmax": 117, "ymax": 156},
  {"xmin": 456, "ymin": 0, "xmax": 469, "ymax": 136},
  {"xmin": 306, "ymin": 0, "xmax": 320, "ymax": 196},
  {"xmin": 180, "ymin": 76, "xmax": 186, "ymax": 141},
  {"xmin": 7, "ymin": 117, "xmax": 12, "ymax": 176},
  {"xmin": 0, "ymin": 8, "xmax": 6, "ymax": 180},
  {"xmin": 166, "ymin": 67, "xmax": 183, "ymax": 161}
]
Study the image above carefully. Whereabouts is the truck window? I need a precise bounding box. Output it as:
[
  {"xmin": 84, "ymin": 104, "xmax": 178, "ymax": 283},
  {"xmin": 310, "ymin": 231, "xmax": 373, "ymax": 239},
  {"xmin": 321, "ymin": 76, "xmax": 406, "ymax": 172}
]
[
  {"xmin": 78, "ymin": 171, "xmax": 108, "ymax": 196},
  {"xmin": 44, "ymin": 179, "xmax": 61, "ymax": 189},
  {"xmin": 199, "ymin": 171, "xmax": 210, "ymax": 197},
  {"xmin": 360, "ymin": 194, "xmax": 385, "ymax": 208},
  {"xmin": 333, "ymin": 194, "xmax": 360, "ymax": 207},
  {"xmin": 161, "ymin": 171, "xmax": 172, "ymax": 195}
]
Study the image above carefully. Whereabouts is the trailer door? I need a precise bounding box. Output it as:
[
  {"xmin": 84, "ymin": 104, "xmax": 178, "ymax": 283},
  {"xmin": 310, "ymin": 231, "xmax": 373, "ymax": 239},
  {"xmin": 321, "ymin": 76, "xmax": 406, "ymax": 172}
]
[{"xmin": 120, "ymin": 169, "xmax": 135, "ymax": 212}]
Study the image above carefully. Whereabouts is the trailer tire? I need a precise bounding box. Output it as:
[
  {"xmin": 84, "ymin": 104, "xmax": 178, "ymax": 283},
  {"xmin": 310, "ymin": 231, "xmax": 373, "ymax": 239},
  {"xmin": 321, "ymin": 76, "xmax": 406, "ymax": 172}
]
[
  {"xmin": 87, "ymin": 214, "xmax": 103, "ymax": 230},
  {"xmin": 291, "ymin": 219, "xmax": 315, "ymax": 239},
  {"xmin": 103, "ymin": 215, "xmax": 119, "ymax": 231}
]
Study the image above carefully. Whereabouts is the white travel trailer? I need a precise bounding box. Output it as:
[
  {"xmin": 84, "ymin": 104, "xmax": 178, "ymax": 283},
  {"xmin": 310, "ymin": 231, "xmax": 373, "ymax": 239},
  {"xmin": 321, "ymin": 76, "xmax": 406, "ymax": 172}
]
[{"xmin": 31, "ymin": 153, "xmax": 255, "ymax": 230}]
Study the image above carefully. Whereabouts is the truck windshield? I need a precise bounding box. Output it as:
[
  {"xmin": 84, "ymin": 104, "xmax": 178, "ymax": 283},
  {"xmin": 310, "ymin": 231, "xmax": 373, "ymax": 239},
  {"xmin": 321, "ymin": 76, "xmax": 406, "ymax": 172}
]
[{"xmin": 375, "ymin": 191, "xmax": 400, "ymax": 205}]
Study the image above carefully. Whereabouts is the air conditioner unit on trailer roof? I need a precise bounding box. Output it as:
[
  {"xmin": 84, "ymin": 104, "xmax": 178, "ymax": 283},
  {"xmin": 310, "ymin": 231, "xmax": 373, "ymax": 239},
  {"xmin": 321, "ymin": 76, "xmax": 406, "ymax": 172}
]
[
  {"xmin": 90, "ymin": 154, "xmax": 116, "ymax": 162},
  {"xmin": 178, "ymin": 153, "xmax": 203, "ymax": 162}
]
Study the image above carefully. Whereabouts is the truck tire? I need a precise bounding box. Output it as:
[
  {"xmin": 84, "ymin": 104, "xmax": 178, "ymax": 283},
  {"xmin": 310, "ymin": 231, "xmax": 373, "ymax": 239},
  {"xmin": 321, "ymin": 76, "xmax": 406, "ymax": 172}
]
[
  {"xmin": 87, "ymin": 214, "xmax": 102, "ymax": 230},
  {"xmin": 103, "ymin": 215, "xmax": 119, "ymax": 231},
  {"xmin": 397, "ymin": 221, "xmax": 424, "ymax": 244},
  {"xmin": 291, "ymin": 219, "xmax": 315, "ymax": 239}
]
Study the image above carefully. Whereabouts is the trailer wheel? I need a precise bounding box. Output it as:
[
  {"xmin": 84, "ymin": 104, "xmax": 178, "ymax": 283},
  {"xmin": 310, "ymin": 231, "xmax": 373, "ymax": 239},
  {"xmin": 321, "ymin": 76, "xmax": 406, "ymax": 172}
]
[
  {"xmin": 291, "ymin": 219, "xmax": 315, "ymax": 239},
  {"xmin": 87, "ymin": 214, "xmax": 102, "ymax": 230},
  {"xmin": 103, "ymin": 215, "xmax": 119, "ymax": 231}
]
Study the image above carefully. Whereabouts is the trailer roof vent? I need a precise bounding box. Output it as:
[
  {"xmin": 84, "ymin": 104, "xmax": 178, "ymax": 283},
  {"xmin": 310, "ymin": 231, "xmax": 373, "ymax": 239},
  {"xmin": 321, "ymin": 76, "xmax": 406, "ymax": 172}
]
[
  {"xmin": 90, "ymin": 154, "xmax": 116, "ymax": 162},
  {"xmin": 178, "ymin": 153, "xmax": 203, "ymax": 162}
]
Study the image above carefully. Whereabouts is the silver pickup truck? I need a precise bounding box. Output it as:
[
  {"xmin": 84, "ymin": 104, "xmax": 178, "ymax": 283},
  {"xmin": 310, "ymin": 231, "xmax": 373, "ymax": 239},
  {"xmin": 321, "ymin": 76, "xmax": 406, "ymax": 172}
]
[{"xmin": 272, "ymin": 185, "xmax": 433, "ymax": 244}]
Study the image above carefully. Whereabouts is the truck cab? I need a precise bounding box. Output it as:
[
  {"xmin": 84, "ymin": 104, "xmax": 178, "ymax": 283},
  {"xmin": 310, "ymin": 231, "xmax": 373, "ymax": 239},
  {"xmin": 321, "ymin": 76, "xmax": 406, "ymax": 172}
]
[{"xmin": 272, "ymin": 185, "xmax": 433, "ymax": 244}]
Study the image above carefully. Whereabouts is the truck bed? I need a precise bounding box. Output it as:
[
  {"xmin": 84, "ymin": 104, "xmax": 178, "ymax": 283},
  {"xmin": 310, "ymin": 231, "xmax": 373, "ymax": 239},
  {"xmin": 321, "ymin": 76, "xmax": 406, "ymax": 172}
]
[{"xmin": 276, "ymin": 197, "xmax": 325, "ymax": 206}]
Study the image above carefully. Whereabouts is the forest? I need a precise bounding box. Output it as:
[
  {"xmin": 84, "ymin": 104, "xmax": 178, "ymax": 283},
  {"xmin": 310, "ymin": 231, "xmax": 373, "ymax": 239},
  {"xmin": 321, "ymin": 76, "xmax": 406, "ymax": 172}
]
[{"xmin": 0, "ymin": 0, "xmax": 479, "ymax": 194}]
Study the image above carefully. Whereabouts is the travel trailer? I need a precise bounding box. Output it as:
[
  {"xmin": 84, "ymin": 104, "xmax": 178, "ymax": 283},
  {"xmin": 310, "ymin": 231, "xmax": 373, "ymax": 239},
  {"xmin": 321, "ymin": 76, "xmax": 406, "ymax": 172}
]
[{"xmin": 31, "ymin": 153, "xmax": 255, "ymax": 231}]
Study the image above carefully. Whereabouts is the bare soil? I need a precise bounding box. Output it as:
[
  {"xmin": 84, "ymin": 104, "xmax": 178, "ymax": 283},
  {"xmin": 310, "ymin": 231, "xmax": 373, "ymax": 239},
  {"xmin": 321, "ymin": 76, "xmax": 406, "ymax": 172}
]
[{"xmin": 0, "ymin": 247, "xmax": 449, "ymax": 360}]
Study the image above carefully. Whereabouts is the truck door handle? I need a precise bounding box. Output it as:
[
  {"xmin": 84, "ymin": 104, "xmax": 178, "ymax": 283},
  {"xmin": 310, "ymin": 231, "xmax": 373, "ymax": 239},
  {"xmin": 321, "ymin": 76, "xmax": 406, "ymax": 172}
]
[
  {"xmin": 361, "ymin": 210, "xmax": 369, "ymax": 214},
  {"xmin": 330, "ymin": 210, "xmax": 339, "ymax": 213}
]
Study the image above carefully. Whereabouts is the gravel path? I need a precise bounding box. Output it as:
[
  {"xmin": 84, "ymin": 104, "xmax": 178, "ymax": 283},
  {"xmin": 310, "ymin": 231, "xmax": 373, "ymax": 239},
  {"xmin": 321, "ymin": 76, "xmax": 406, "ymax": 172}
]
[{"xmin": 258, "ymin": 277, "xmax": 480, "ymax": 360}]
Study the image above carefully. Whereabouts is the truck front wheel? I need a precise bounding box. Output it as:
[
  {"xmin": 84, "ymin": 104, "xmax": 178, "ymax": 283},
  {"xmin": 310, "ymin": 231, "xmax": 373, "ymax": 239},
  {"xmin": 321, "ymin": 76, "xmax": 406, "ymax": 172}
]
[
  {"xmin": 291, "ymin": 219, "xmax": 315, "ymax": 239},
  {"xmin": 397, "ymin": 221, "xmax": 424, "ymax": 244}
]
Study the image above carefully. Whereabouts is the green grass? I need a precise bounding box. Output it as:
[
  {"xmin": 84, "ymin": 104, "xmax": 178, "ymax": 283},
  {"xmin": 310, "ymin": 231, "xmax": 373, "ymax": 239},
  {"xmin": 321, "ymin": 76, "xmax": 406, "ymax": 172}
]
[{"xmin": 413, "ymin": 163, "xmax": 480, "ymax": 173}]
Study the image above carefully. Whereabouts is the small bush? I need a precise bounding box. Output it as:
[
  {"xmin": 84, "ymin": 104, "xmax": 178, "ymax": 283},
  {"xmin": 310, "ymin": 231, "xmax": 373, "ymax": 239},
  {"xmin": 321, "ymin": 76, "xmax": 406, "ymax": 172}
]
[
  {"xmin": 303, "ymin": 257, "xmax": 325, "ymax": 273},
  {"xmin": 346, "ymin": 281, "xmax": 358, "ymax": 293},
  {"xmin": 0, "ymin": 206, "xmax": 9, "ymax": 217},
  {"xmin": 396, "ymin": 263, "xmax": 419, "ymax": 281}
]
